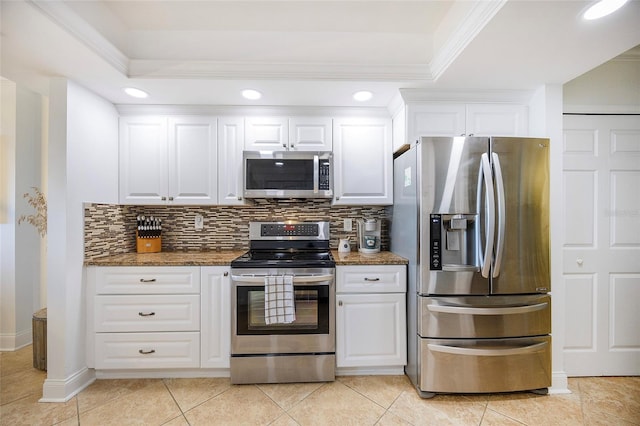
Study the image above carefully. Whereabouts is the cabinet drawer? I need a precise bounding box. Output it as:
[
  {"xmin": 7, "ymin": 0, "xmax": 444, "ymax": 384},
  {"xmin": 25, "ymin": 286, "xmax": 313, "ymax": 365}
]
[
  {"xmin": 94, "ymin": 295, "xmax": 200, "ymax": 332},
  {"xmin": 90, "ymin": 266, "xmax": 200, "ymax": 294},
  {"xmin": 95, "ymin": 332, "xmax": 200, "ymax": 369},
  {"xmin": 336, "ymin": 265, "xmax": 406, "ymax": 293}
]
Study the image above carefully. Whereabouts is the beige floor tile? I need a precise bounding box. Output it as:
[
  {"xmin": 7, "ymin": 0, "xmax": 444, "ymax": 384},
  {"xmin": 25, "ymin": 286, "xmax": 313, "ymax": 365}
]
[
  {"xmin": 256, "ymin": 381, "xmax": 324, "ymax": 411},
  {"xmin": 487, "ymin": 392, "xmax": 584, "ymax": 425},
  {"xmin": 0, "ymin": 367, "xmax": 48, "ymax": 405},
  {"xmin": 78, "ymin": 380, "xmax": 181, "ymax": 426},
  {"xmin": 0, "ymin": 346, "xmax": 35, "ymax": 377},
  {"xmin": 388, "ymin": 390, "xmax": 486, "ymax": 425},
  {"xmin": 375, "ymin": 410, "xmax": 414, "ymax": 425},
  {"xmin": 0, "ymin": 393, "xmax": 78, "ymax": 426},
  {"xmin": 287, "ymin": 380, "xmax": 386, "ymax": 426},
  {"xmin": 164, "ymin": 377, "xmax": 231, "ymax": 412},
  {"xmin": 577, "ymin": 377, "xmax": 640, "ymax": 425},
  {"xmin": 338, "ymin": 375, "xmax": 413, "ymax": 409},
  {"xmin": 184, "ymin": 385, "xmax": 285, "ymax": 426},
  {"xmin": 269, "ymin": 413, "xmax": 302, "ymax": 426},
  {"xmin": 480, "ymin": 409, "xmax": 525, "ymax": 425},
  {"xmin": 162, "ymin": 415, "xmax": 190, "ymax": 425},
  {"xmin": 76, "ymin": 378, "xmax": 162, "ymax": 414}
]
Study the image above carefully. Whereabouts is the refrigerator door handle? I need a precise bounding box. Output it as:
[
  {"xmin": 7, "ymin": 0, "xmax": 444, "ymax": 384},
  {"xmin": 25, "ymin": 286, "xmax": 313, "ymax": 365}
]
[
  {"xmin": 427, "ymin": 342, "xmax": 548, "ymax": 357},
  {"xmin": 492, "ymin": 152, "xmax": 506, "ymax": 278},
  {"xmin": 427, "ymin": 302, "xmax": 549, "ymax": 315},
  {"xmin": 477, "ymin": 153, "xmax": 495, "ymax": 278}
]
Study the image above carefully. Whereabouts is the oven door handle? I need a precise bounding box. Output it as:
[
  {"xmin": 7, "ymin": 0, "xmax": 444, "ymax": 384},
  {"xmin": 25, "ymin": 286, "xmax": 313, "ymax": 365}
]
[{"xmin": 231, "ymin": 274, "xmax": 333, "ymax": 284}]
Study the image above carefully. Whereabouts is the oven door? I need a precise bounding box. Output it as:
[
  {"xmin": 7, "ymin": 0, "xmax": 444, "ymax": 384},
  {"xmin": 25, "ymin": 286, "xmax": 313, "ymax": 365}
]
[{"xmin": 231, "ymin": 269, "xmax": 335, "ymax": 355}]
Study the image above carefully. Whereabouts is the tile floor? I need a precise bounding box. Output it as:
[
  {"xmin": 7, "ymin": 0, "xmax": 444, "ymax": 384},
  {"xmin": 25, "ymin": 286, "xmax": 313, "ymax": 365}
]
[{"xmin": 1, "ymin": 345, "xmax": 639, "ymax": 425}]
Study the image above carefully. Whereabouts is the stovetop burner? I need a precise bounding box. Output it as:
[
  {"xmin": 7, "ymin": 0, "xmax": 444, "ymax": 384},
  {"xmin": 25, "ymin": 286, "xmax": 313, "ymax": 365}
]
[{"xmin": 230, "ymin": 221, "xmax": 335, "ymax": 269}]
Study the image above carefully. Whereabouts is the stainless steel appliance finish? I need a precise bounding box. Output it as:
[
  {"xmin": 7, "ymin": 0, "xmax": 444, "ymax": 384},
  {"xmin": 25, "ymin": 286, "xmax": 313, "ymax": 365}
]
[
  {"xmin": 391, "ymin": 136, "xmax": 551, "ymax": 397},
  {"xmin": 243, "ymin": 151, "xmax": 333, "ymax": 199},
  {"xmin": 230, "ymin": 221, "xmax": 336, "ymax": 384}
]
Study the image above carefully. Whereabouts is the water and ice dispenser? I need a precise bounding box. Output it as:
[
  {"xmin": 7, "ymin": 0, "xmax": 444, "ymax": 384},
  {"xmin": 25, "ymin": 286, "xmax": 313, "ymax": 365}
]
[{"xmin": 429, "ymin": 214, "xmax": 478, "ymax": 270}]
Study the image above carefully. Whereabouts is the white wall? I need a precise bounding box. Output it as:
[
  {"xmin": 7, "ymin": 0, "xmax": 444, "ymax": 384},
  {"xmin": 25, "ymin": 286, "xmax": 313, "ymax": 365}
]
[
  {"xmin": 563, "ymin": 50, "xmax": 640, "ymax": 113},
  {"xmin": 0, "ymin": 79, "xmax": 44, "ymax": 351},
  {"xmin": 42, "ymin": 79, "xmax": 118, "ymax": 401}
]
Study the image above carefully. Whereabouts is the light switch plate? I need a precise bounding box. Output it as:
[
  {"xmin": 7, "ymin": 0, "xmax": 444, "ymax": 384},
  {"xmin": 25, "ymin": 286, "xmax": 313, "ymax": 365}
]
[
  {"xmin": 343, "ymin": 218, "xmax": 352, "ymax": 232},
  {"xmin": 195, "ymin": 214, "xmax": 204, "ymax": 230}
]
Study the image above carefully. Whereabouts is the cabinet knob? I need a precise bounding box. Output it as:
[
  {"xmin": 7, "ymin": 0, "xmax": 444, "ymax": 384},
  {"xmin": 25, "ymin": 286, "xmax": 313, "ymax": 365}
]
[
  {"xmin": 282, "ymin": 144, "xmax": 287, "ymax": 148},
  {"xmin": 161, "ymin": 196, "xmax": 167, "ymax": 201},
  {"xmin": 237, "ymin": 196, "xmax": 243, "ymax": 200},
  {"xmin": 224, "ymin": 271, "xmax": 229, "ymax": 276},
  {"xmin": 168, "ymin": 196, "xmax": 174, "ymax": 201},
  {"xmin": 338, "ymin": 300, "xmax": 343, "ymax": 307},
  {"xmin": 577, "ymin": 258, "xmax": 584, "ymax": 266}
]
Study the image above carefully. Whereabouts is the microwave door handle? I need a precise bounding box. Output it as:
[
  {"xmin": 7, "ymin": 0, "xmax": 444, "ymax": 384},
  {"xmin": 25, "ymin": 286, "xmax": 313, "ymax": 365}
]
[{"xmin": 313, "ymin": 154, "xmax": 319, "ymax": 193}]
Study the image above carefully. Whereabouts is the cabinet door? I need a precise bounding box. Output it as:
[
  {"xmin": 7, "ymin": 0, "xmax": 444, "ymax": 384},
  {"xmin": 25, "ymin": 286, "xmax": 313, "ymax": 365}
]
[
  {"xmin": 336, "ymin": 293, "xmax": 406, "ymax": 367},
  {"xmin": 218, "ymin": 117, "xmax": 245, "ymax": 205},
  {"xmin": 289, "ymin": 117, "xmax": 332, "ymax": 151},
  {"xmin": 168, "ymin": 117, "xmax": 218, "ymax": 205},
  {"xmin": 407, "ymin": 104, "xmax": 466, "ymax": 142},
  {"xmin": 119, "ymin": 116, "xmax": 168, "ymax": 204},
  {"xmin": 465, "ymin": 104, "xmax": 528, "ymax": 136},
  {"xmin": 332, "ymin": 117, "xmax": 393, "ymax": 205},
  {"xmin": 245, "ymin": 117, "xmax": 288, "ymax": 151},
  {"xmin": 200, "ymin": 267, "xmax": 231, "ymax": 368}
]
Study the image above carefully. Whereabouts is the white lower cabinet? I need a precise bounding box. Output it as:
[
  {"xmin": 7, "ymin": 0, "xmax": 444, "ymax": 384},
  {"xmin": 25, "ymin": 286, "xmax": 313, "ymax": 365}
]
[
  {"xmin": 87, "ymin": 266, "xmax": 202, "ymax": 370},
  {"xmin": 336, "ymin": 265, "xmax": 407, "ymax": 371},
  {"xmin": 200, "ymin": 266, "xmax": 231, "ymax": 368}
]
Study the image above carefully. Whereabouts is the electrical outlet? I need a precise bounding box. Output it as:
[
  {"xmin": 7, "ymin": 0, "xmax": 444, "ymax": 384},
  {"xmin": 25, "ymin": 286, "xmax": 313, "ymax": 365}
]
[
  {"xmin": 343, "ymin": 218, "xmax": 352, "ymax": 232},
  {"xmin": 195, "ymin": 214, "xmax": 204, "ymax": 230}
]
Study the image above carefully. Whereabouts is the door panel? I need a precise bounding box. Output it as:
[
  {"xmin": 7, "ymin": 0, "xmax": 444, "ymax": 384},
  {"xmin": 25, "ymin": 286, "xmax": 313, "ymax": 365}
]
[
  {"xmin": 562, "ymin": 115, "xmax": 640, "ymax": 376},
  {"xmin": 490, "ymin": 137, "xmax": 550, "ymax": 294}
]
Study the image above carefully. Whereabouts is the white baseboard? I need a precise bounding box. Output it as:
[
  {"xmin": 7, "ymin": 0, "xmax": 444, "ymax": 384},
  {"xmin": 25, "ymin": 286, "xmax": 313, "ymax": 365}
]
[
  {"xmin": 549, "ymin": 371, "xmax": 570, "ymax": 394},
  {"xmin": 95, "ymin": 368, "xmax": 231, "ymax": 379},
  {"xmin": 40, "ymin": 367, "xmax": 96, "ymax": 402},
  {"xmin": 0, "ymin": 329, "xmax": 32, "ymax": 351},
  {"xmin": 336, "ymin": 366, "xmax": 405, "ymax": 376}
]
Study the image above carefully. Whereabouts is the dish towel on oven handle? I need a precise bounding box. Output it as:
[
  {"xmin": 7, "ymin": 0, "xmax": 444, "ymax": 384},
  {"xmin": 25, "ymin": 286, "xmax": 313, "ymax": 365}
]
[{"xmin": 264, "ymin": 275, "xmax": 296, "ymax": 325}]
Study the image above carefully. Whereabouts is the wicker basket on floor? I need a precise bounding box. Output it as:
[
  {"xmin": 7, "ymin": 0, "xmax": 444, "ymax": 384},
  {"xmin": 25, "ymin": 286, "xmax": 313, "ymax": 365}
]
[{"xmin": 32, "ymin": 308, "xmax": 47, "ymax": 371}]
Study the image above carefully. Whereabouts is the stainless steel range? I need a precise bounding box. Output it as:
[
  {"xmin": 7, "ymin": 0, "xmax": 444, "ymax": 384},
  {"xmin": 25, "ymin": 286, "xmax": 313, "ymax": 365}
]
[{"xmin": 230, "ymin": 221, "xmax": 336, "ymax": 384}]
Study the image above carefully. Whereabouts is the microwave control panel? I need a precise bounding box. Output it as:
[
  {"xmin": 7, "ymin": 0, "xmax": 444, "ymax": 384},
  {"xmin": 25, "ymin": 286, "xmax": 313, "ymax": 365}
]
[{"xmin": 319, "ymin": 161, "xmax": 331, "ymax": 190}]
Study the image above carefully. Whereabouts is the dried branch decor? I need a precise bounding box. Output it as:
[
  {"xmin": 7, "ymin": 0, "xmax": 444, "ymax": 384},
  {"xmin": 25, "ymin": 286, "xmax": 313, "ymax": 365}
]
[{"xmin": 18, "ymin": 186, "xmax": 47, "ymax": 237}]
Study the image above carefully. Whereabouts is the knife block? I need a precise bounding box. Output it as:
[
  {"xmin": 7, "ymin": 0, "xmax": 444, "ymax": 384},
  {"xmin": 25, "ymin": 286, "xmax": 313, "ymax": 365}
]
[{"xmin": 136, "ymin": 232, "xmax": 162, "ymax": 253}]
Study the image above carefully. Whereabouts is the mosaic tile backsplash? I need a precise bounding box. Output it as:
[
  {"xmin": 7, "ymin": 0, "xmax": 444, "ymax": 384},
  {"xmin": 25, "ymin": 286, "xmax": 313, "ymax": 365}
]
[{"xmin": 84, "ymin": 200, "xmax": 391, "ymax": 260}]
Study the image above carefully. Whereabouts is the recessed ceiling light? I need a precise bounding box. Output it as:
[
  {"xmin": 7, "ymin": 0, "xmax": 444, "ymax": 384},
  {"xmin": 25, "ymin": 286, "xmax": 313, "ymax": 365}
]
[
  {"xmin": 353, "ymin": 91, "xmax": 373, "ymax": 102},
  {"xmin": 583, "ymin": 0, "xmax": 628, "ymax": 20},
  {"xmin": 242, "ymin": 89, "xmax": 262, "ymax": 100},
  {"xmin": 124, "ymin": 87, "xmax": 149, "ymax": 99}
]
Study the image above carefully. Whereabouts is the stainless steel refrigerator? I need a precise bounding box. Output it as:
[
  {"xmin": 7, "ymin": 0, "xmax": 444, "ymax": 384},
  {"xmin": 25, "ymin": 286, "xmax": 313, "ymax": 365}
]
[{"xmin": 391, "ymin": 136, "xmax": 551, "ymax": 397}]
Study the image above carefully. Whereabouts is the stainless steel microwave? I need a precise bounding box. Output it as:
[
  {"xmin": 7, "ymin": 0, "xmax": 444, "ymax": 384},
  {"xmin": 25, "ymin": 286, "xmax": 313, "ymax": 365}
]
[{"xmin": 243, "ymin": 151, "xmax": 333, "ymax": 199}]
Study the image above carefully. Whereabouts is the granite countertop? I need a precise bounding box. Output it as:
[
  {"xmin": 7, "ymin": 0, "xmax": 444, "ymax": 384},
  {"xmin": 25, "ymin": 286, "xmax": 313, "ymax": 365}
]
[
  {"xmin": 85, "ymin": 250, "xmax": 407, "ymax": 267},
  {"xmin": 331, "ymin": 250, "xmax": 408, "ymax": 265},
  {"xmin": 84, "ymin": 250, "xmax": 247, "ymax": 266}
]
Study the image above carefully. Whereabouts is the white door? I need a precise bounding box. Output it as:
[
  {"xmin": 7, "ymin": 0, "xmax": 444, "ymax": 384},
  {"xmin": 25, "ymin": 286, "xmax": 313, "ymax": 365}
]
[
  {"xmin": 562, "ymin": 114, "xmax": 640, "ymax": 376},
  {"xmin": 244, "ymin": 117, "xmax": 288, "ymax": 151},
  {"xmin": 289, "ymin": 117, "xmax": 333, "ymax": 151},
  {"xmin": 218, "ymin": 117, "xmax": 245, "ymax": 205},
  {"xmin": 200, "ymin": 266, "xmax": 231, "ymax": 368}
]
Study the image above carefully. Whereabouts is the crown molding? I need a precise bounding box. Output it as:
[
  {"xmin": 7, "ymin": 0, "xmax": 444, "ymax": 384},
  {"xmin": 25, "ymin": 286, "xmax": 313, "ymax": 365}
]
[
  {"xmin": 399, "ymin": 88, "xmax": 534, "ymax": 104},
  {"xmin": 429, "ymin": 0, "xmax": 508, "ymax": 81},
  {"xmin": 27, "ymin": 0, "xmax": 129, "ymax": 75},
  {"xmin": 115, "ymin": 104, "xmax": 392, "ymax": 117},
  {"xmin": 128, "ymin": 60, "xmax": 433, "ymax": 82}
]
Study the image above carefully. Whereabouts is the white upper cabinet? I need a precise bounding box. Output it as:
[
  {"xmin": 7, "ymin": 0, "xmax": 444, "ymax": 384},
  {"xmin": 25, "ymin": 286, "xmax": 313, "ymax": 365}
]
[
  {"xmin": 245, "ymin": 116, "xmax": 332, "ymax": 151},
  {"xmin": 405, "ymin": 103, "xmax": 528, "ymax": 144},
  {"xmin": 332, "ymin": 117, "xmax": 393, "ymax": 205},
  {"xmin": 119, "ymin": 116, "xmax": 218, "ymax": 205},
  {"xmin": 244, "ymin": 117, "xmax": 289, "ymax": 151},
  {"xmin": 218, "ymin": 117, "xmax": 245, "ymax": 205},
  {"xmin": 289, "ymin": 117, "xmax": 333, "ymax": 151}
]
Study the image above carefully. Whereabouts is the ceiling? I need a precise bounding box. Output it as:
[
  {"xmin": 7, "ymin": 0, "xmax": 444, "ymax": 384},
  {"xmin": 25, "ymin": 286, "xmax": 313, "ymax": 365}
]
[{"xmin": 1, "ymin": 0, "xmax": 639, "ymax": 108}]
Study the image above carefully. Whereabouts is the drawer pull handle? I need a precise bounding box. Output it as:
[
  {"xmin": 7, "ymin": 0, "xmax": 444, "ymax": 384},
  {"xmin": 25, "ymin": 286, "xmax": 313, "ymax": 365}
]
[
  {"xmin": 138, "ymin": 349, "xmax": 156, "ymax": 355},
  {"xmin": 138, "ymin": 312, "xmax": 156, "ymax": 317},
  {"xmin": 364, "ymin": 277, "xmax": 380, "ymax": 282},
  {"xmin": 139, "ymin": 278, "xmax": 157, "ymax": 283}
]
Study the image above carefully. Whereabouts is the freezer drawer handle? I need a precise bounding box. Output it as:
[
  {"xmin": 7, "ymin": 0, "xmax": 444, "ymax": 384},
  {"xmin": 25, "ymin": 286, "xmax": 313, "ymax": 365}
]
[
  {"xmin": 427, "ymin": 302, "xmax": 548, "ymax": 315},
  {"xmin": 428, "ymin": 342, "xmax": 547, "ymax": 357}
]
